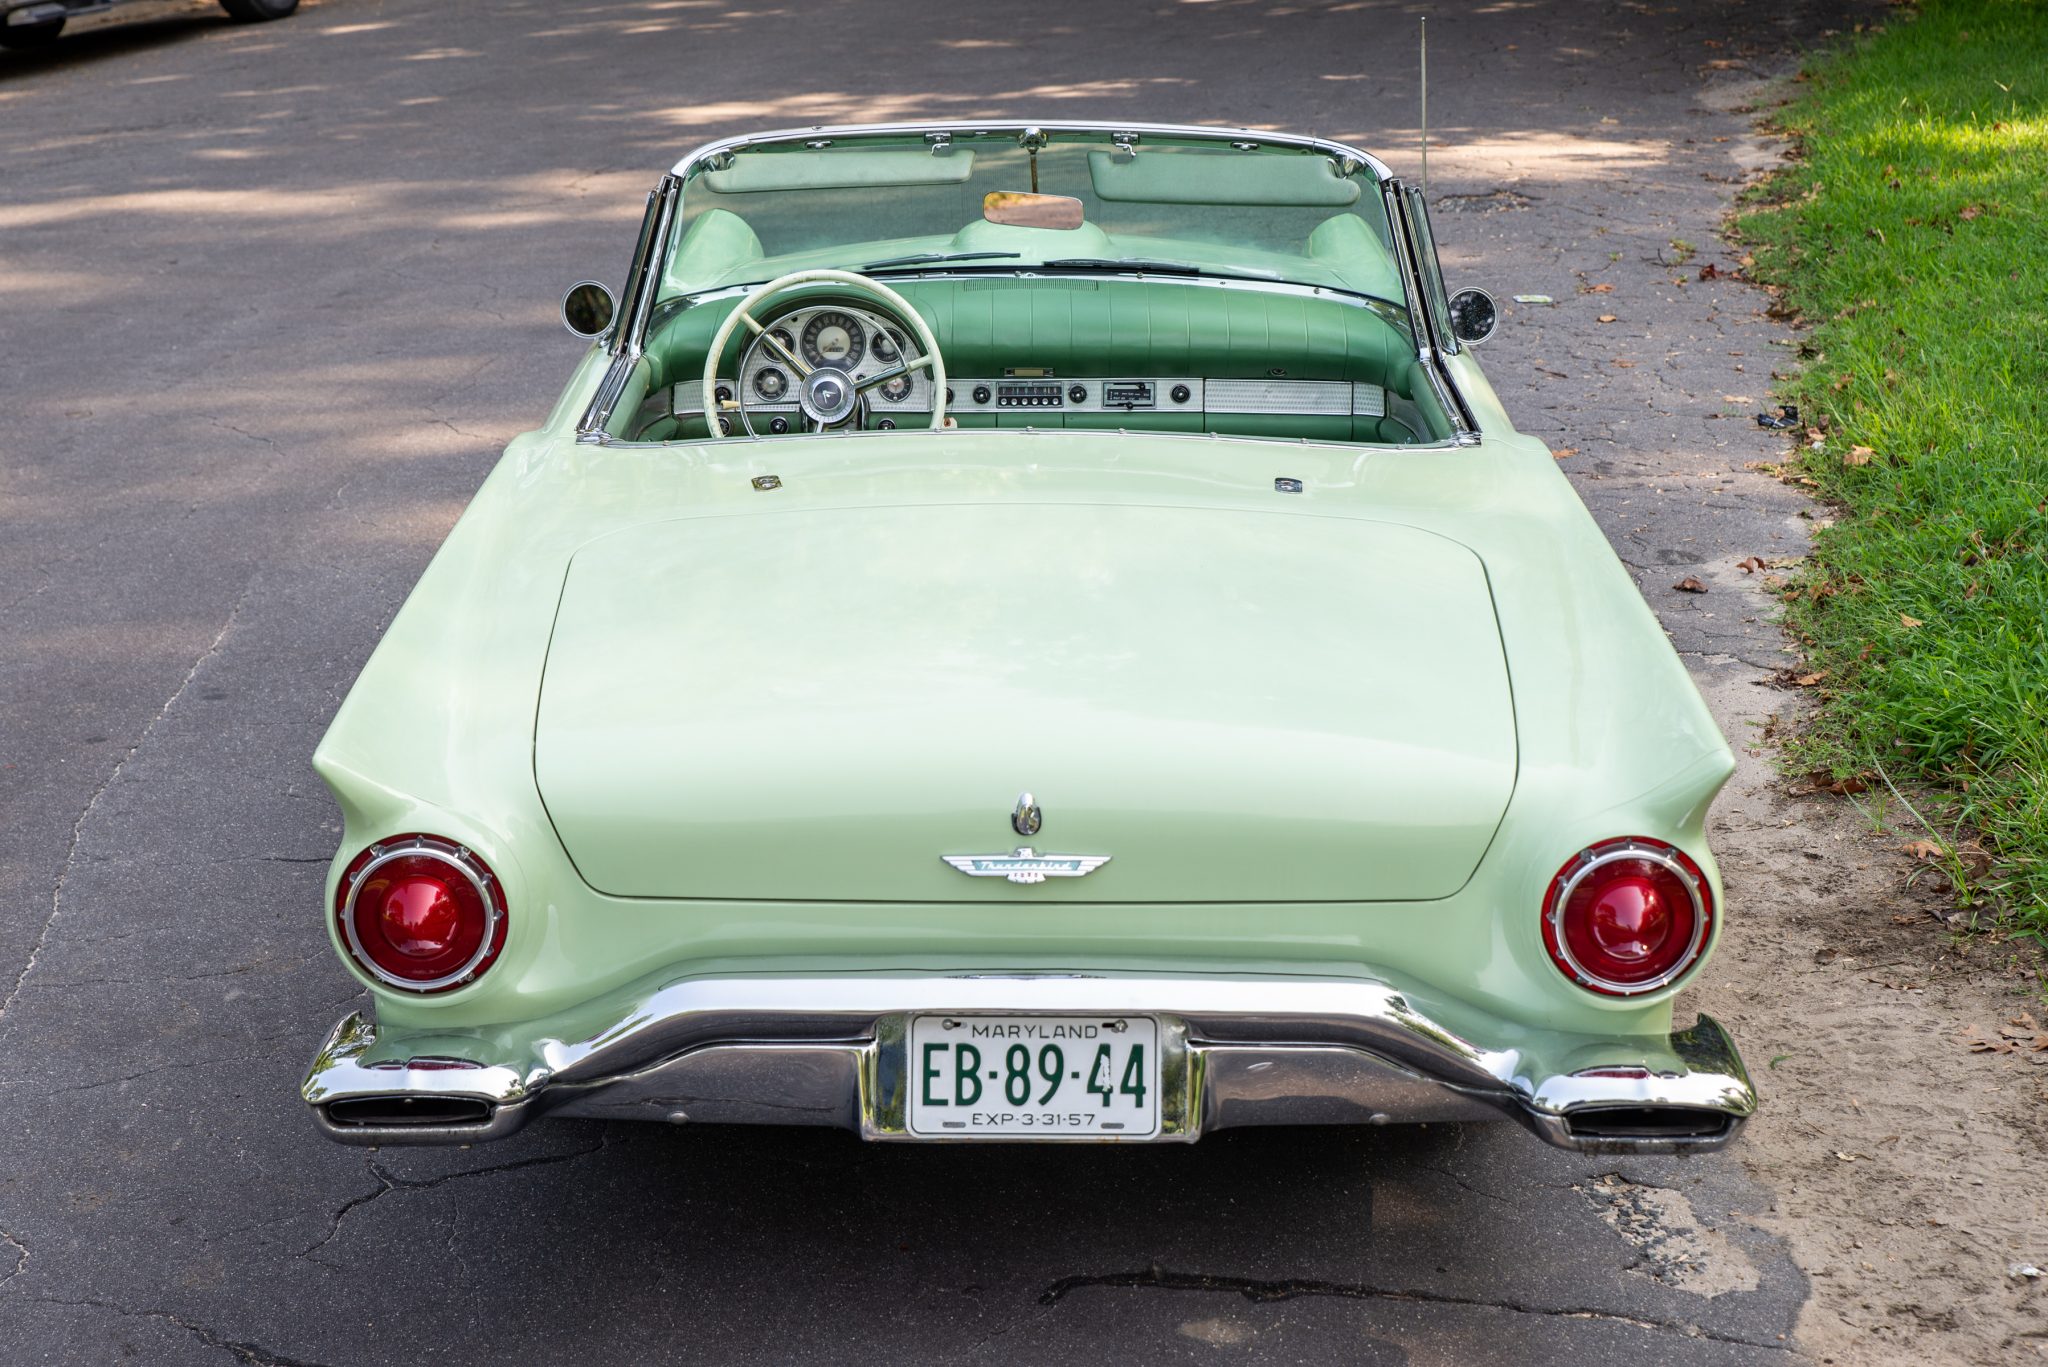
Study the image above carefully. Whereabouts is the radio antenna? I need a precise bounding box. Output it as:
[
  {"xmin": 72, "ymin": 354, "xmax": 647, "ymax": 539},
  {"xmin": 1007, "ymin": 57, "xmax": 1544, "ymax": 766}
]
[{"xmin": 1420, "ymin": 16, "xmax": 1428, "ymax": 194}]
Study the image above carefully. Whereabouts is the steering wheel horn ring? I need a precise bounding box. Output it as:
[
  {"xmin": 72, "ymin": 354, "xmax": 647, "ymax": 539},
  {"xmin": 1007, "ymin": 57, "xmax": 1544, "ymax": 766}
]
[{"xmin": 700, "ymin": 269, "xmax": 949, "ymax": 439}]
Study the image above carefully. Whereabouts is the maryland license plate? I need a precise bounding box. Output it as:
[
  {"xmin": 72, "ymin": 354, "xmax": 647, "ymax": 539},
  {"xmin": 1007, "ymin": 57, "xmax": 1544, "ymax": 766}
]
[{"xmin": 907, "ymin": 1014, "xmax": 1162, "ymax": 1139}]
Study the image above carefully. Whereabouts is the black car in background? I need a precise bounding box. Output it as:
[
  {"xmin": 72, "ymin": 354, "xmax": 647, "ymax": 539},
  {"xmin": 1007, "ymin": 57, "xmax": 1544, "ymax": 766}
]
[{"xmin": 1, "ymin": 0, "xmax": 295, "ymax": 48}]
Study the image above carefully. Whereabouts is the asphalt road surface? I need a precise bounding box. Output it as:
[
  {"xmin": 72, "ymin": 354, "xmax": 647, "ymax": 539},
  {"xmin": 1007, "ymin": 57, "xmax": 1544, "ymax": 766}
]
[{"xmin": 1, "ymin": 1, "xmax": 1879, "ymax": 1362}]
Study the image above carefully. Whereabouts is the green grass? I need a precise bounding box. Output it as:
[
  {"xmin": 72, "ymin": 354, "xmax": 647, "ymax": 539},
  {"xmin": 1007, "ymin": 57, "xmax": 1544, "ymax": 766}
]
[{"xmin": 1736, "ymin": 0, "xmax": 2048, "ymax": 931}]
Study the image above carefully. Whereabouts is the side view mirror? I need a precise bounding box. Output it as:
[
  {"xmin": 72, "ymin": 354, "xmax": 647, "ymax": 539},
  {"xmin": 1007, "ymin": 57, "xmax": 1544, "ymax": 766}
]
[
  {"xmin": 562, "ymin": 281, "xmax": 617, "ymax": 339},
  {"xmin": 1447, "ymin": 287, "xmax": 1498, "ymax": 346}
]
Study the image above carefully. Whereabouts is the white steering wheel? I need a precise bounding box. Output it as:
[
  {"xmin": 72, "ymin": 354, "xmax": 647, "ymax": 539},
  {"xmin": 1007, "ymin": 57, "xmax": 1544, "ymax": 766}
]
[{"xmin": 699, "ymin": 268, "xmax": 948, "ymax": 438}]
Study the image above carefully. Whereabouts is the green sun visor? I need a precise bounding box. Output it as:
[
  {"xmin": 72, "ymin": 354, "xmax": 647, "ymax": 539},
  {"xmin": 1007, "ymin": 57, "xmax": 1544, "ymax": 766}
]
[
  {"xmin": 703, "ymin": 149, "xmax": 978, "ymax": 193},
  {"xmin": 1087, "ymin": 150, "xmax": 1361, "ymax": 206}
]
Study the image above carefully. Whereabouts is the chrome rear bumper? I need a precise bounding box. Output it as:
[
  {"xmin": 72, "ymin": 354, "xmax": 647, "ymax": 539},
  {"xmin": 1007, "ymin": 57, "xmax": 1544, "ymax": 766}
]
[{"xmin": 301, "ymin": 974, "xmax": 1754, "ymax": 1154}]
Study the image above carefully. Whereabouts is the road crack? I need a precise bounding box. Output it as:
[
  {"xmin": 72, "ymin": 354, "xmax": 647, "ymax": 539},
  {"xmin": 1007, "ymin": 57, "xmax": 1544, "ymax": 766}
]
[
  {"xmin": 299, "ymin": 1136, "xmax": 613, "ymax": 1263},
  {"xmin": 25, "ymin": 1295, "xmax": 338, "ymax": 1367},
  {"xmin": 0, "ymin": 1225, "xmax": 26, "ymax": 1288},
  {"xmin": 0, "ymin": 581, "xmax": 254, "ymax": 1032}
]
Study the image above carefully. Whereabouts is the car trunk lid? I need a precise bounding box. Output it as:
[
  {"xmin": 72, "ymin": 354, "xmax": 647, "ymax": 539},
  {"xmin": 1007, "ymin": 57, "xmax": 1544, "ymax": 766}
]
[{"xmin": 535, "ymin": 502, "xmax": 1515, "ymax": 902}]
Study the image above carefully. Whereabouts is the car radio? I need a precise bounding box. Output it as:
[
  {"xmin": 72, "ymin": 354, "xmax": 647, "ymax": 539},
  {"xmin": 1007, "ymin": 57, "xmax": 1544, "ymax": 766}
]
[{"xmin": 995, "ymin": 381, "xmax": 1063, "ymax": 408}]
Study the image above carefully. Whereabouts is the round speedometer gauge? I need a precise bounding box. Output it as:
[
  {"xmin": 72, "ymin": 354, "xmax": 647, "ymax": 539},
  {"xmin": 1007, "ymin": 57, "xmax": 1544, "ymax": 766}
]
[{"xmin": 800, "ymin": 311, "xmax": 866, "ymax": 369}]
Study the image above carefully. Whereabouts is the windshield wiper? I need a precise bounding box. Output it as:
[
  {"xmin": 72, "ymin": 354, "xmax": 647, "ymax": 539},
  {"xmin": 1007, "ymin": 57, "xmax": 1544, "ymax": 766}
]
[
  {"xmin": 862, "ymin": 250, "xmax": 1022, "ymax": 271},
  {"xmin": 1042, "ymin": 257, "xmax": 1201, "ymax": 275},
  {"xmin": 1041, "ymin": 257, "xmax": 1283, "ymax": 282}
]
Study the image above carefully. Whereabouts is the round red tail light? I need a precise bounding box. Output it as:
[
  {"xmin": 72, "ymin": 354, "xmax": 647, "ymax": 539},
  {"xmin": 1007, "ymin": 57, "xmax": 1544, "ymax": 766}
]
[
  {"xmin": 336, "ymin": 836, "xmax": 507, "ymax": 992},
  {"xmin": 1542, "ymin": 838, "xmax": 1712, "ymax": 996}
]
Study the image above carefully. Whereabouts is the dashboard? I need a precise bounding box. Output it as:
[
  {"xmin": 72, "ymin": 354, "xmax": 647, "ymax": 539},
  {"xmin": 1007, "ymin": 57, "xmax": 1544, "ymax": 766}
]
[{"xmin": 652, "ymin": 278, "xmax": 1448, "ymax": 444}]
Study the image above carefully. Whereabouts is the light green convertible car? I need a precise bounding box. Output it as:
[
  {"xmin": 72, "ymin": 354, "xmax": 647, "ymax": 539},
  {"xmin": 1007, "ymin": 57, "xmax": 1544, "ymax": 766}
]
[{"xmin": 301, "ymin": 122, "xmax": 1755, "ymax": 1154}]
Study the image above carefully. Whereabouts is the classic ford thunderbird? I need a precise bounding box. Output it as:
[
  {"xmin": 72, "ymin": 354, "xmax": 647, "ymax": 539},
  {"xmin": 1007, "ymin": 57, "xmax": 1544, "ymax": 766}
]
[{"xmin": 301, "ymin": 122, "xmax": 1756, "ymax": 1153}]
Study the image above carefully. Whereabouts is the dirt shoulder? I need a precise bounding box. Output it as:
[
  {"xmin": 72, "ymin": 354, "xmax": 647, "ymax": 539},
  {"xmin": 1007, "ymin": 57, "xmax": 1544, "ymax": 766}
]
[
  {"xmin": 1691, "ymin": 669, "xmax": 2048, "ymax": 1364},
  {"xmin": 1471, "ymin": 31, "xmax": 2048, "ymax": 1357},
  {"xmin": 1670, "ymin": 58, "xmax": 2048, "ymax": 1359}
]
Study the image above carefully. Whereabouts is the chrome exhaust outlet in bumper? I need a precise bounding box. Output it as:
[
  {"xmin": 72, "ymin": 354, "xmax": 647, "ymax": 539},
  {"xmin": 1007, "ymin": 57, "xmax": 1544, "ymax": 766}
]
[
  {"xmin": 1566, "ymin": 1107, "xmax": 1737, "ymax": 1142},
  {"xmin": 303, "ymin": 975, "xmax": 1755, "ymax": 1153},
  {"xmin": 323, "ymin": 1095, "xmax": 497, "ymax": 1128}
]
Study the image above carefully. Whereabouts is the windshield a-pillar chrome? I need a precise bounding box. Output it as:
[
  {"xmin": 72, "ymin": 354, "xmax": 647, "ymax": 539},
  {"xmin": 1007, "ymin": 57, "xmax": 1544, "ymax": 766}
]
[
  {"xmin": 1383, "ymin": 180, "xmax": 1479, "ymax": 443},
  {"xmin": 578, "ymin": 175, "xmax": 680, "ymax": 443}
]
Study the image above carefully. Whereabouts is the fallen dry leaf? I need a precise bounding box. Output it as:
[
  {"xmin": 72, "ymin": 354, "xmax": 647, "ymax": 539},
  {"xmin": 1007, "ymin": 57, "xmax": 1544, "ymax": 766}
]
[
  {"xmin": 1959, "ymin": 203, "xmax": 1983, "ymax": 221},
  {"xmin": 1900, "ymin": 613, "xmax": 1924, "ymax": 628},
  {"xmin": 1596, "ymin": 313, "xmax": 1618, "ymax": 324},
  {"xmin": 1673, "ymin": 576, "xmax": 1708, "ymax": 593},
  {"xmin": 1795, "ymin": 671, "xmax": 1828, "ymax": 686},
  {"xmin": 1902, "ymin": 839, "xmax": 1945, "ymax": 861},
  {"xmin": 1737, "ymin": 556, "xmax": 1768, "ymax": 573},
  {"xmin": 1612, "ymin": 359, "xmax": 1637, "ymax": 368},
  {"xmin": 1584, "ymin": 282, "xmax": 1615, "ymax": 293},
  {"xmin": 1960, "ymin": 1025, "xmax": 2017, "ymax": 1054},
  {"xmin": 1844, "ymin": 445, "xmax": 1875, "ymax": 466},
  {"xmin": 1551, "ymin": 447, "xmax": 1578, "ymax": 460}
]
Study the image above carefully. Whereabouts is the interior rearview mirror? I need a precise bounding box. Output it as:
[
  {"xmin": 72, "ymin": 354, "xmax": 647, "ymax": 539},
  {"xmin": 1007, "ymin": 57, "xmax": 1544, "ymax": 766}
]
[
  {"xmin": 1447, "ymin": 287, "xmax": 1498, "ymax": 346},
  {"xmin": 982, "ymin": 191, "xmax": 1085, "ymax": 230},
  {"xmin": 562, "ymin": 281, "xmax": 617, "ymax": 339}
]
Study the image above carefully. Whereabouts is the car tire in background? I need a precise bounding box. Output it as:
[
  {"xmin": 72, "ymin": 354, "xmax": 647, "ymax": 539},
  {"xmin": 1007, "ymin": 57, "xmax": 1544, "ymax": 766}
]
[
  {"xmin": 0, "ymin": 15, "xmax": 63, "ymax": 47},
  {"xmin": 217, "ymin": 0, "xmax": 298, "ymax": 20}
]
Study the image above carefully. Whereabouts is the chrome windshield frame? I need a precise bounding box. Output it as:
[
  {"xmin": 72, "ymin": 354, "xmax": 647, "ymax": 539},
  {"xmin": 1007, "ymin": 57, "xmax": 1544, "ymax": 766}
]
[
  {"xmin": 578, "ymin": 121, "xmax": 1475, "ymax": 444},
  {"xmin": 664, "ymin": 119, "xmax": 1400, "ymax": 185}
]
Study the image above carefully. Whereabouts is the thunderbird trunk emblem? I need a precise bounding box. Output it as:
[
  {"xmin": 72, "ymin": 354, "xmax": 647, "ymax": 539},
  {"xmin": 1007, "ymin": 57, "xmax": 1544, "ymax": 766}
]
[
  {"xmin": 945, "ymin": 793, "xmax": 1108, "ymax": 884},
  {"xmin": 942, "ymin": 850, "xmax": 1111, "ymax": 885}
]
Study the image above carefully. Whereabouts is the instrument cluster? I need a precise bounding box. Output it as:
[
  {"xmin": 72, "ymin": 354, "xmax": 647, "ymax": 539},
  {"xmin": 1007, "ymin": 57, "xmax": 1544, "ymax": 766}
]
[{"xmin": 735, "ymin": 303, "xmax": 933, "ymax": 429}]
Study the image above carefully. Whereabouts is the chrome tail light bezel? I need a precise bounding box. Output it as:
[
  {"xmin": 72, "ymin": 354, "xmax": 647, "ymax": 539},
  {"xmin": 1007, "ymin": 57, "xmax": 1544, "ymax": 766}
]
[
  {"xmin": 335, "ymin": 834, "xmax": 508, "ymax": 993},
  {"xmin": 1541, "ymin": 837, "xmax": 1713, "ymax": 997}
]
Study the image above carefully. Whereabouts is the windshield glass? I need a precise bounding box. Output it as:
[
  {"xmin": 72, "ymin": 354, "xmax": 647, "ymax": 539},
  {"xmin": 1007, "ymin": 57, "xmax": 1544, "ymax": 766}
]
[{"xmin": 655, "ymin": 130, "xmax": 1403, "ymax": 307}]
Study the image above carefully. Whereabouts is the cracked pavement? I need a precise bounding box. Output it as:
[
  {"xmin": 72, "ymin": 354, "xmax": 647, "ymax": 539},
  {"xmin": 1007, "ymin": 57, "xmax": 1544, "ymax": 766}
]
[{"xmin": 0, "ymin": 0, "xmax": 1882, "ymax": 1361}]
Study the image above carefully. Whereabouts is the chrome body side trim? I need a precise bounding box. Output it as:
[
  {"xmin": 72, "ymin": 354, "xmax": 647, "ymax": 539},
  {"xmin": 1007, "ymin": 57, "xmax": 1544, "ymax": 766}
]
[{"xmin": 302, "ymin": 973, "xmax": 1755, "ymax": 1154}]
